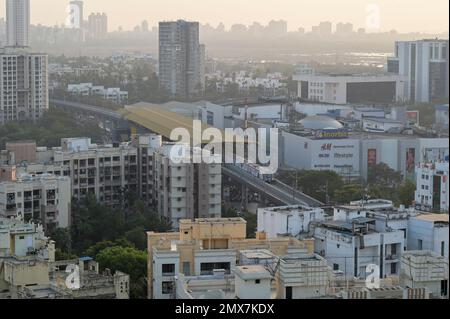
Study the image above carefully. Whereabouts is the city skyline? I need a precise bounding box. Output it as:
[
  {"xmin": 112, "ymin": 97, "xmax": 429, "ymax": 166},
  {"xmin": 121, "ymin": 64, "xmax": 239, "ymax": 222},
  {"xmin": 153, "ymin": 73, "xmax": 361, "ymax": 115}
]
[{"xmin": 0, "ymin": 0, "xmax": 448, "ymax": 34}]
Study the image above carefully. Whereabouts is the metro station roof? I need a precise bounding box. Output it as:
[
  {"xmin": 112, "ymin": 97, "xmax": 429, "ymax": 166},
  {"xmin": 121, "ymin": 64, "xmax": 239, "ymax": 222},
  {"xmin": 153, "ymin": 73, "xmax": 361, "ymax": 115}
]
[{"xmin": 120, "ymin": 102, "xmax": 246, "ymax": 144}]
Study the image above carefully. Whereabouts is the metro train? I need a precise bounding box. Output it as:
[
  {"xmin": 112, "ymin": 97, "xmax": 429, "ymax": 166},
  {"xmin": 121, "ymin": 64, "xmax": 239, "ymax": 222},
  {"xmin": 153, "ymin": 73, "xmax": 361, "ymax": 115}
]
[{"xmin": 225, "ymin": 155, "xmax": 274, "ymax": 183}]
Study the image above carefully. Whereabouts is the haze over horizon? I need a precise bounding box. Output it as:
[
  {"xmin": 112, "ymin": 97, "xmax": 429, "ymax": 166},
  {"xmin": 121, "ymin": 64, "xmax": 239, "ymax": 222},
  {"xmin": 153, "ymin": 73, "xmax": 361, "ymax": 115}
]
[{"xmin": 0, "ymin": 0, "xmax": 448, "ymax": 34}]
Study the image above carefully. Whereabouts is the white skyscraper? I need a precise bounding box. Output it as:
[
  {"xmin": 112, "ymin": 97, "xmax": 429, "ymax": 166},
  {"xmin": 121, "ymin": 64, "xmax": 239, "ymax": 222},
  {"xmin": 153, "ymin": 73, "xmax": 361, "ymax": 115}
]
[
  {"xmin": 6, "ymin": 0, "xmax": 30, "ymax": 48},
  {"xmin": 388, "ymin": 40, "xmax": 449, "ymax": 103}
]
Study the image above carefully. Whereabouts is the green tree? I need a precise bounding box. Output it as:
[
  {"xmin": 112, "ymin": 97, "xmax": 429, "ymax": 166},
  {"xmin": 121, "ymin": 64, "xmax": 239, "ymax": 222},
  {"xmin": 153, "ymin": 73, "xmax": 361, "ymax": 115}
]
[
  {"xmin": 123, "ymin": 227, "xmax": 147, "ymax": 251},
  {"xmin": 83, "ymin": 239, "xmax": 135, "ymax": 260},
  {"xmin": 55, "ymin": 249, "xmax": 78, "ymax": 261},
  {"xmin": 222, "ymin": 205, "xmax": 257, "ymax": 238},
  {"xmin": 398, "ymin": 180, "xmax": 417, "ymax": 206},
  {"xmin": 70, "ymin": 195, "xmax": 126, "ymax": 253},
  {"xmin": 277, "ymin": 170, "xmax": 344, "ymax": 204},
  {"xmin": 49, "ymin": 228, "xmax": 73, "ymax": 255},
  {"xmin": 368, "ymin": 163, "xmax": 403, "ymax": 188},
  {"xmin": 0, "ymin": 107, "xmax": 103, "ymax": 149},
  {"xmin": 333, "ymin": 184, "xmax": 366, "ymax": 204},
  {"xmin": 96, "ymin": 246, "xmax": 148, "ymax": 299}
]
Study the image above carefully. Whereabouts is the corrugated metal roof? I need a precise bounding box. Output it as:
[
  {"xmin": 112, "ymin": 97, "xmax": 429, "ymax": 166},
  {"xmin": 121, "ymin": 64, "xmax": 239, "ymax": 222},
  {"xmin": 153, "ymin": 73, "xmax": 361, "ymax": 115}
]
[{"xmin": 121, "ymin": 103, "xmax": 247, "ymax": 144}]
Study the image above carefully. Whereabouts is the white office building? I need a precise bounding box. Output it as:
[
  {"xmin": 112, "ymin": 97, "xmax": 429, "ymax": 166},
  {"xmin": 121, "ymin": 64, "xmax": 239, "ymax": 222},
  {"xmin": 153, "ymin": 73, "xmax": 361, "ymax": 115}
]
[
  {"xmin": 388, "ymin": 39, "xmax": 449, "ymax": 103},
  {"xmin": 293, "ymin": 73, "xmax": 407, "ymax": 105},
  {"xmin": 415, "ymin": 162, "xmax": 449, "ymax": 212},
  {"xmin": 282, "ymin": 117, "xmax": 449, "ymax": 180}
]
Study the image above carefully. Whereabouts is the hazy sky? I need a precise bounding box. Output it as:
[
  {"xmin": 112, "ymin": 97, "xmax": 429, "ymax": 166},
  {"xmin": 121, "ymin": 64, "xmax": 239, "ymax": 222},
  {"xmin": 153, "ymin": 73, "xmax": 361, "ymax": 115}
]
[{"xmin": 0, "ymin": 0, "xmax": 448, "ymax": 33}]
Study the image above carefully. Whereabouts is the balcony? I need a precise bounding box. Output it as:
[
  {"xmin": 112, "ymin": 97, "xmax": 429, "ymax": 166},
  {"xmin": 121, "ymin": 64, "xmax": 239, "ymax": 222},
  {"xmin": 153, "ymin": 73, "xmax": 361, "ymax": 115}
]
[{"xmin": 385, "ymin": 255, "xmax": 399, "ymax": 262}]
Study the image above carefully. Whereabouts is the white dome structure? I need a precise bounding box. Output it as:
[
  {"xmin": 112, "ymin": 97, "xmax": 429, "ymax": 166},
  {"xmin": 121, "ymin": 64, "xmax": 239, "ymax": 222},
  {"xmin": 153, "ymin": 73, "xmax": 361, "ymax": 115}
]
[{"xmin": 299, "ymin": 115, "xmax": 343, "ymax": 130}]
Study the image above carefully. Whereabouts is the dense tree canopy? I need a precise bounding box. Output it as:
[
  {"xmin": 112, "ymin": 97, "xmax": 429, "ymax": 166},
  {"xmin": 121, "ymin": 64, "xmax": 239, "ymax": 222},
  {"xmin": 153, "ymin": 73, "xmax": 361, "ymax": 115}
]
[
  {"xmin": 0, "ymin": 107, "xmax": 103, "ymax": 149},
  {"xmin": 48, "ymin": 195, "xmax": 171, "ymax": 299},
  {"xmin": 96, "ymin": 246, "xmax": 148, "ymax": 299},
  {"xmin": 277, "ymin": 165, "xmax": 416, "ymax": 207}
]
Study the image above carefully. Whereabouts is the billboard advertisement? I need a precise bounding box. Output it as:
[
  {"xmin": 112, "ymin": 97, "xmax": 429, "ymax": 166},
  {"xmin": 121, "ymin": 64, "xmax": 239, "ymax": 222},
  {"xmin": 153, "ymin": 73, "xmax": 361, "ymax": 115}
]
[
  {"xmin": 406, "ymin": 111, "xmax": 420, "ymax": 125},
  {"xmin": 368, "ymin": 149, "xmax": 377, "ymax": 166},
  {"xmin": 405, "ymin": 148, "xmax": 416, "ymax": 178}
]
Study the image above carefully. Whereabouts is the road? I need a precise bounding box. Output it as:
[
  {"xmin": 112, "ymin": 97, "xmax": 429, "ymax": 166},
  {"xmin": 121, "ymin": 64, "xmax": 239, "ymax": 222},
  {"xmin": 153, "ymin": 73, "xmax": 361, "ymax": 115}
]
[{"xmin": 222, "ymin": 165, "xmax": 323, "ymax": 207}]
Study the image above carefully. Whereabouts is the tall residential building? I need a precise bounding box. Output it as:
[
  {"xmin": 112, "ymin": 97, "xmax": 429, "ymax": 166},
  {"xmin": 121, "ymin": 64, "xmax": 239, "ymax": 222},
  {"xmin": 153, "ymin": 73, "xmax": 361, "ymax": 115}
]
[
  {"xmin": 6, "ymin": 0, "xmax": 30, "ymax": 47},
  {"xmin": 0, "ymin": 49, "xmax": 49, "ymax": 124},
  {"xmin": 317, "ymin": 21, "xmax": 332, "ymax": 36},
  {"xmin": 335, "ymin": 22, "xmax": 353, "ymax": 36},
  {"xmin": 69, "ymin": 1, "xmax": 84, "ymax": 29},
  {"xmin": 388, "ymin": 39, "xmax": 449, "ymax": 103},
  {"xmin": 68, "ymin": 1, "xmax": 85, "ymax": 42},
  {"xmin": 159, "ymin": 20, "xmax": 202, "ymax": 98},
  {"xmin": 199, "ymin": 44, "xmax": 206, "ymax": 91},
  {"xmin": 87, "ymin": 13, "xmax": 108, "ymax": 40},
  {"xmin": 137, "ymin": 137, "xmax": 222, "ymax": 228}
]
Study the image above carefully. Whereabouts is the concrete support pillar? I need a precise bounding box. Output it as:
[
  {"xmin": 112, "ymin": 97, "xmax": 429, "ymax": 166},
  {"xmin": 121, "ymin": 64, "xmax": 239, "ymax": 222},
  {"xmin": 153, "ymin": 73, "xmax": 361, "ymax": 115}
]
[{"xmin": 241, "ymin": 185, "xmax": 248, "ymax": 211}]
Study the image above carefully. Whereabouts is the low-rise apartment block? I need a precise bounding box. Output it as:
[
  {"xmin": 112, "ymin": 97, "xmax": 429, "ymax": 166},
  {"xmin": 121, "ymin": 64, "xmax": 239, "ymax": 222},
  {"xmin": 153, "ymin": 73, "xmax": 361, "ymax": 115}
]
[
  {"xmin": 0, "ymin": 217, "xmax": 55, "ymax": 298},
  {"xmin": 314, "ymin": 217, "xmax": 405, "ymax": 279},
  {"xmin": 1, "ymin": 136, "xmax": 222, "ymax": 227},
  {"xmin": 147, "ymin": 217, "xmax": 315, "ymax": 299},
  {"xmin": 408, "ymin": 214, "xmax": 449, "ymax": 258},
  {"xmin": 0, "ymin": 173, "xmax": 71, "ymax": 230},
  {"xmin": 257, "ymin": 205, "xmax": 326, "ymax": 239},
  {"xmin": 400, "ymin": 250, "xmax": 448, "ymax": 298},
  {"xmin": 276, "ymin": 253, "xmax": 330, "ymax": 299},
  {"xmin": 0, "ymin": 217, "xmax": 130, "ymax": 299},
  {"xmin": 67, "ymin": 83, "xmax": 128, "ymax": 104}
]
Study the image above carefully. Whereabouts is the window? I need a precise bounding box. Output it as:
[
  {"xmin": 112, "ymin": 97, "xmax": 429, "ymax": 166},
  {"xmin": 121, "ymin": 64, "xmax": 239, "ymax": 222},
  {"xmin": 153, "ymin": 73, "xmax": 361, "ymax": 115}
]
[
  {"xmin": 200, "ymin": 262, "xmax": 231, "ymax": 275},
  {"xmin": 442, "ymin": 241, "xmax": 445, "ymax": 257},
  {"xmin": 442, "ymin": 280, "xmax": 448, "ymax": 297},
  {"xmin": 390, "ymin": 263, "xmax": 397, "ymax": 274},
  {"xmin": 183, "ymin": 262, "xmax": 190, "ymax": 276},
  {"xmin": 333, "ymin": 264, "xmax": 339, "ymax": 271},
  {"xmin": 162, "ymin": 264, "xmax": 175, "ymax": 276},
  {"xmin": 255, "ymin": 279, "xmax": 261, "ymax": 284},
  {"xmin": 391, "ymin": 244, "xmax": 397, "ymax": 256},
  {"xmin": 162, "ymin": 282, "xmax": 174, "ymax": 295},
  {"xmin": 286, "ymin": 287, "xmax": 293, "ymax": 299},
  {"xmin": 418, "ymin": 239, "xmax": 423, "ymax": 250}
]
